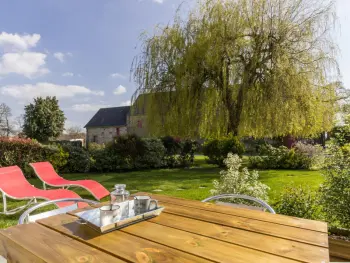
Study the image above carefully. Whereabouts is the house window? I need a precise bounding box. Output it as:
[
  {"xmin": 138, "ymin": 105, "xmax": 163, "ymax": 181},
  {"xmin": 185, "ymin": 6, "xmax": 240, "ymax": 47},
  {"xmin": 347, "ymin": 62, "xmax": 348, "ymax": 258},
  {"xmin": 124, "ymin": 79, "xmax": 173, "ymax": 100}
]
[
  {"xmin": 116, "ymin": 127, "xmax": 120, "ymax": 136},
  {"xmin": 92, "ymin": 135, "xmax": 98, "ymax": 143},
  {"xmin": 137, "ymin": 120, "xmax": 142, "ymax": 128}
]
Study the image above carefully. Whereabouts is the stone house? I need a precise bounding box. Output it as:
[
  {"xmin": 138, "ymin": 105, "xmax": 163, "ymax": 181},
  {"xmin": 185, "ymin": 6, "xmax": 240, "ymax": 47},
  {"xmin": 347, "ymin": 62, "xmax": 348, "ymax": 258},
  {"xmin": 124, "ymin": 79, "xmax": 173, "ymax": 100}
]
[
  {"xmin": 85, "ymin": 97, "xmax": 149, "ymax": 145},
  {"xmin": 85, "ymin": 106, "xmax": 130, "ymax": 145}
]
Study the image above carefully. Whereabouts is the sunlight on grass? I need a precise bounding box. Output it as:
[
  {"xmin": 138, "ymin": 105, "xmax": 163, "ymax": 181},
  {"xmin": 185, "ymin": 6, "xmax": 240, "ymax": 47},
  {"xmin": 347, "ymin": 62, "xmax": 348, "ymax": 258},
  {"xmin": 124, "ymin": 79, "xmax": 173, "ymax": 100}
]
[{"xmin": 0, "ymin": 155, "xmax": 324, "ymax": 228}]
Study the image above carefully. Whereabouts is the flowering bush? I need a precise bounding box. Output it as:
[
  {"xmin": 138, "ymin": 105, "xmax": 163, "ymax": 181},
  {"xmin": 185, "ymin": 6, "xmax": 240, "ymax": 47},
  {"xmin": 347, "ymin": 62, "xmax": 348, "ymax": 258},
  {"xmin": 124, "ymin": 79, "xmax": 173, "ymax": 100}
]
[{"xmin": 211, "ymin": 153, "xmax": 269, "ymax": 202}]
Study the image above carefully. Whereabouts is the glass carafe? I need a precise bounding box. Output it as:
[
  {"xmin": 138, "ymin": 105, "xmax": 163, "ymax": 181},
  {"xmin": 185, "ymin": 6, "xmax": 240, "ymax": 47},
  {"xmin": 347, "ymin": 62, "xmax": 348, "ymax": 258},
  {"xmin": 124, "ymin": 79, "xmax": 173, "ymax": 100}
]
[{"xmin": 110, "ymin": 184, "xmax": 130, "ymax": 204}]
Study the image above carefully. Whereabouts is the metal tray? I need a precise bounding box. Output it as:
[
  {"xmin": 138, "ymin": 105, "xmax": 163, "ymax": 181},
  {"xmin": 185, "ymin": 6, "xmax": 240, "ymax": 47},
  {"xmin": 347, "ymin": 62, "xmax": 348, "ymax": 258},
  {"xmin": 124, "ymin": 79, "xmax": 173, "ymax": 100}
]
[{"xmin": 75, "ymin": 200, "xmax": 164, "ymax": 233}]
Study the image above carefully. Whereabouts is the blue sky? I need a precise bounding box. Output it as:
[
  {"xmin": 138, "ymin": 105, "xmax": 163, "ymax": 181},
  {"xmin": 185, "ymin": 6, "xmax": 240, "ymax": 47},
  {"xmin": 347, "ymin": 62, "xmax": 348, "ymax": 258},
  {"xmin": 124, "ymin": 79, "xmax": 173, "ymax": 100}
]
[{"xmin": 0, "ymin": 0, "xmax": 349, "ymax": 129}]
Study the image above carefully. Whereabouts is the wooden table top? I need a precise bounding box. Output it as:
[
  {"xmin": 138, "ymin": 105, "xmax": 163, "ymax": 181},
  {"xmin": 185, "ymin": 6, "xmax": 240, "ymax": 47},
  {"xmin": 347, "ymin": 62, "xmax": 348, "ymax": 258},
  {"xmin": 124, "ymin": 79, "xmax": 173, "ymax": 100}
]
[{"xmin": 0, "ymin": 192, "xmax": 329, "ymax": 263}]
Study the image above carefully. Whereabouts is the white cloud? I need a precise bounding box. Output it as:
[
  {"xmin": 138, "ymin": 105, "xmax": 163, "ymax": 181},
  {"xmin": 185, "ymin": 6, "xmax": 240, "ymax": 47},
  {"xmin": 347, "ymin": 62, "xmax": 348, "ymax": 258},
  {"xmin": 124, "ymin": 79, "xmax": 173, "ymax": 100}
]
[
  {"xmin": 53, "ymin": 52, "xmax": 73, "ymax": 63},
  {"xmin": 153, "ymin": 0, "xmax": 164, "ymax": 3},
  {"xmin": 62, "ymin": 72, "xmax": 74, "ymax": 77},
  {"xmin": 0, "ymin": 32, "xmax": 41, "ymax": 52},
  {"xmin": 120, "ymin": 100, "xmax": 131, "ymax": 106},
  {"xmin": 0, "ymin": 82, "xmax": 104, "ymax": 100},
  {"xmin": 110, "ymin": 72, "xmax": 126, "ymax": 79},
  {"xmin": 0, "ymin": 52, "xmax": 49, "ymax": 78},
  {"xmin": 71, "ymin": 104, "xmax": 111, "ymax": 112},
  {"xmin": 54, "ymin": 52, "xmax": 65, "ymax": 63},
  {"xmin": 113, "ymin": 85, "xmax": 127, "ymax": 95}
]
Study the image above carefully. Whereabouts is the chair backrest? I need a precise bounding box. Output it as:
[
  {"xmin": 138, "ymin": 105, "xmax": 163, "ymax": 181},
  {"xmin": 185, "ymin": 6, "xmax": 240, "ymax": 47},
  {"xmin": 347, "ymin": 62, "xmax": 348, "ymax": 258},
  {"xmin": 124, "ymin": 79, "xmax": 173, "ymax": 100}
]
[
  {"xmin": 202, "ymin": 194, "xmax": 276, "ymax": 214},
  {"xmin": 0, "ymin": 166, "xmax": 33, "ymax": 193},
  {"xmin": 18, "ymin": 198, "xmax": 99, "ymax": 224},
  {"xmin": 30, "ymin": 162, "xmax": 62, "ymax": 184}
]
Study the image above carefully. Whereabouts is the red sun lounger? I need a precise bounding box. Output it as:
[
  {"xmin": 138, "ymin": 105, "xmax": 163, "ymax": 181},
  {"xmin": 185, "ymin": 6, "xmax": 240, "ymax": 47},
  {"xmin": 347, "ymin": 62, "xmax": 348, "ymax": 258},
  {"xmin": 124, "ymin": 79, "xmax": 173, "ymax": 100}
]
[
  {"xmin": 0, "ymin": 166, "xmax": 88, "ymax": 215},
  {"xmin": 30, "ymin": 162, "xmax": 109, "ymax": 200}
]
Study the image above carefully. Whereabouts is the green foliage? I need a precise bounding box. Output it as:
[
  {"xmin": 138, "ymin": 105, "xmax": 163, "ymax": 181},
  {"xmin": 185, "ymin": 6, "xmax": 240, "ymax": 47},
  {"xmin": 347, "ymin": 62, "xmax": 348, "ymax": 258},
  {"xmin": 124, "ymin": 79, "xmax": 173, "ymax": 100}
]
[
  {"xmin": 320, "ymin": 146, "xmax": 350, "ymax": 228},
  {"xmin": 90, "ymin": 135, "xmax": 197, "ymax": 172},
  {"xmin": 331, "ymin": 115, "xmax": 350, "ymax": 146},
  {"xmin": 211, "ymin": 153, "xmax": 269, "ymax": 202},
  {"xmin": 23, "ymin": 96, "xmax": 66, "ymax": 142},
  {"xmin": 203, "ymin": 136, "xmax": 245, "ymax": 166},
  {"xmin": 275, "ymin": 186, "xmax": 321, "ymax": 220},
  {"xmin": 0, "ymin": 137, "xmax": 66, "ymax": 177},
  {"xmin": 108, "ymin": 134, "xmax": 146, "ymax": 169},
  {"xmin": 42, "ymin": 144, "xmax": 69, "ymax": 172},
  {"xmin": 161, "ymin": 136, "xmax": 181, "ymax": 167},
  {"xmin": 249, "ymin": 143, "xmax": 324, "ymax": 170},
  {"xmin": 88, "ymin": 142, "xmax": 105, "ymax": 151},
  {"xmin": 90, "ymin": 149, "xmax": 121, "ymax": 172},
  {"xmin": 178, "ymin": 139, "xmax": 198, "ymax": 167},
  {"xmin": 52, "ymin": 140, "xmax": 83, "ymax": 148},
  {"xmin": 132, "ymin": 0, "xmax": 338, "ymax": 138},
  {"xmin": 0, "ymin": 137, "xmax": 42, "ymax": 177},
  {"xmin": 341, "ymin": 143, "xmax": 350, "ymax": 155},
  {"xmin": 61, "ymin": 145, "xmax": 90, "ymax": 173},
  {"xmin": 135, "ymin": 138, "xmax": 166, "ymax": 169}
]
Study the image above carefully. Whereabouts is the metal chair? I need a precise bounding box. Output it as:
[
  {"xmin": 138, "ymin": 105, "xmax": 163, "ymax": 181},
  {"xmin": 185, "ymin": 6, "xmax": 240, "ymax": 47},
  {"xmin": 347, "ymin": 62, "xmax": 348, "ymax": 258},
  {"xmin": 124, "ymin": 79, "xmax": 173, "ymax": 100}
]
[
  {"xmin": 18, "ymin": 198, "xmax": 99, "ymax": 224},
  {"xmin": 202, "ymin": 194, "xmax": 276, "ymax": 214}
]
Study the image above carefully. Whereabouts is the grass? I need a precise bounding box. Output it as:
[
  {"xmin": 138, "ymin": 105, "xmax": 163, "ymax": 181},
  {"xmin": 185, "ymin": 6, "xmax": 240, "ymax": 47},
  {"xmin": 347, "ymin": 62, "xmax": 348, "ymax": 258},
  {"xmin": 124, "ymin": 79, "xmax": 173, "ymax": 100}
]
[{"xmin": 0, "ymin": 155, "xmax": 324, "ymax": 228}]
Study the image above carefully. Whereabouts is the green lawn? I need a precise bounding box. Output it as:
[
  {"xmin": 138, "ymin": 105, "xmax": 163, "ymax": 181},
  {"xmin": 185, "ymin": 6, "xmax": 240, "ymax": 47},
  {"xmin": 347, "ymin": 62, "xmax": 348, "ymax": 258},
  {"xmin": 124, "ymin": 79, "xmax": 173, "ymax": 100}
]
[{"xmin": 0, "ymin": 156, "xmax": 324, "ymax": 228}]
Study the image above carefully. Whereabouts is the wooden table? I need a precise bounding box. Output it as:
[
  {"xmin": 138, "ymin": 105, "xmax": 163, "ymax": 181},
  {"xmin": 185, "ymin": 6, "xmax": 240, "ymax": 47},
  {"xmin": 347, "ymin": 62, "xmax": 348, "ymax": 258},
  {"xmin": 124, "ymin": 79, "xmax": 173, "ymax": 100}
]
[{"xmin": 0, "ymin": 193, "xmax": 330, "ymax": 263}]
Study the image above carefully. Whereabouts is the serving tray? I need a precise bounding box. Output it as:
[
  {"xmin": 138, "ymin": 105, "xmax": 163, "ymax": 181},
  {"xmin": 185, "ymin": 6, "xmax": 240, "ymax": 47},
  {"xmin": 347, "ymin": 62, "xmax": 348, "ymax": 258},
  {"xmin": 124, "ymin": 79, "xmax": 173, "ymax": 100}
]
[{"xmin": 75, "ymin": 200, "xmax": 164, "ymax": 233}]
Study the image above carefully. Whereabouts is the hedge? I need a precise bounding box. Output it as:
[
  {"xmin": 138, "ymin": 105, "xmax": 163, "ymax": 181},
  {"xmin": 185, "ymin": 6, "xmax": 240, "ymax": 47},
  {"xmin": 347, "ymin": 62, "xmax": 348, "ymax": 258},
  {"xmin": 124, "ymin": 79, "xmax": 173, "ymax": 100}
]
[
  {"xmin": 203, "ymin": 136, "xmax": 245, "ymax": 166},
  {"xmin": 0, "ymin": 137, "xmax": 65, "ymax": 177},
  {"xmin": 90, "ymin": 135, "xmax": 198, "ymax": 172},
  {"xmin": 0, "ymin": 135, "xmax": 199, "ymax": 176}
]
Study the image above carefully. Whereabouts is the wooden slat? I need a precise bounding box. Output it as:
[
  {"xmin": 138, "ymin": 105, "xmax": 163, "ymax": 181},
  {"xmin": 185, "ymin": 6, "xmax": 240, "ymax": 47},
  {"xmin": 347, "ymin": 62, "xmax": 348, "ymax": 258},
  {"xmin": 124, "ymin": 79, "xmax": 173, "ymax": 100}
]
[
  {"xmin": 38, "ymin": 214, "xmax": 212, "ymax": 263},
  {"xmin": 160, "ymin": 201, "xmax": 328, "ymax": 247},
  {"xmin": 135, "ymin": 192, "xmax": 327, "ymax": 232},
  {"xmin": 0, "ymin": 223, "xmax": 123, "ymax": 263},
  {"xmin": 329, "ymin": 238, "xmax": 350, "ymax": 261},
  {"xmin": 148, "ymin": 213, "xmax": 329, "ymax": 263},
  {"xmin": 120, "ymin": 220, "xmax": 299, "ymax": 263}
]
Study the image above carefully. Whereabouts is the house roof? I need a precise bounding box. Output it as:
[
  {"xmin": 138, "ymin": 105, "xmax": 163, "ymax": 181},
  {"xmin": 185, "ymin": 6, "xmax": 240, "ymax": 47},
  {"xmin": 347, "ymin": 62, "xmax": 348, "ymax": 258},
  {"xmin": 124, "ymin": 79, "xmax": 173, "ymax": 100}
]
[{"xmin": 84, "ymin": 106, "xmax": 130, "ymax": 128}]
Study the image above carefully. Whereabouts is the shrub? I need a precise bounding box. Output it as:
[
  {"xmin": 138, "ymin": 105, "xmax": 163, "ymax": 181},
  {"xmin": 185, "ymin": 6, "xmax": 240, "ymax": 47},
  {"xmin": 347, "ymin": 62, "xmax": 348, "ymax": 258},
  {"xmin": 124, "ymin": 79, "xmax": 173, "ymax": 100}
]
[
  {"xmin": 90, "ymin": 148, "xmax": 122, "ymax": 172},
  {"xmin": 135, "ymin": 138, "xmax": 166, "ymax": 169},
  {"xmin": 42, "ymin": 144, "xmax": 69, "ymax": 172},
  {"xmin": 52, "ymin": 140, "xmax": 83, "ymax": 148},
  {"xmin": 91, "ymin": 136, "xmax": 167, "ymax": 172},
  {"xmin": 178, "ymin": 139, "xmax": 198, "ymax": 167},
  {"xmin": 108, "ymin": 134, "xmax": 146, "ymax": 169},
  {"xmin": 249, "ymin": 143, "xmax": 324, "ymax": 170},
  {"xmin": 161, "ymin": 136, "xmax": 181, "ymax": 167},
  {"xmin": 203, "ymin": 136, "xmax": 245, "ymax": 166},
  {"xmin": 275, "ymin": 186, "xmax": 321, "ymax": 220},
  {"xmin": 211, "ymin": 153, "xmax": 269, "ymax": 202},
  {"xmin": 88, "ymin": 142, "xmax": 105, "ymax": 151},
  {"xmin": 0, "ymin": 137, "xmax": 55, "ymax": 177},
  {"xmin": 320, "ymin": 146, "xmax": 350, "ymax": 228},
  {"xmin": 61, "ymin": 145, "xmax": 90, "ymax": 173},
  {"xmin": 294, "ymin": 142, "xmax": 325, "ymax": 170}
]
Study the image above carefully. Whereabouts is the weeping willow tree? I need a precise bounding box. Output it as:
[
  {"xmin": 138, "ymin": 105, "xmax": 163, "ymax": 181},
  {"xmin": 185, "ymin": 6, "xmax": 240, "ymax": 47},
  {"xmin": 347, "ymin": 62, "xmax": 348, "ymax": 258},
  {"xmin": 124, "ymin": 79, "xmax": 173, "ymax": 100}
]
[{"xmin": 131, "ymin": 0, "xmax": 339, "ymax": 138}]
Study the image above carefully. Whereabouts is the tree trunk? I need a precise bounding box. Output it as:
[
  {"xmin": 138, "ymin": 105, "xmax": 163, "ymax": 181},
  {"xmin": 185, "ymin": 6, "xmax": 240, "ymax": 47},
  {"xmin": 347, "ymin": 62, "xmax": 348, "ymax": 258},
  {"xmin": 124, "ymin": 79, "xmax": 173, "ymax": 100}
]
[
  {"xmin": 226, "ymin": 86, "xmax": 244, "ymax": 136},
  {"xmin": 6, "ymin": 118, "xmax": 10, "ymax": 137}
]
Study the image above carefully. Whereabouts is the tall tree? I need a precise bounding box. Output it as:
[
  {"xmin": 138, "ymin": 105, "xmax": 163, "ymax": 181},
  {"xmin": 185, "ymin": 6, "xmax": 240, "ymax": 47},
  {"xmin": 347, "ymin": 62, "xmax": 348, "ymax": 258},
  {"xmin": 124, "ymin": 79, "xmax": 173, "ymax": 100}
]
[
  {"xmin": 23, "ymin": 97, "xmax": 66, "ymax": 142},
  {"xmin": 132, "ymin": 0, "xmax": 339, "ymax": 138},
  {"xmin": 0, "ymin": 103, "xmax": 12, "ymax": 137}
]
